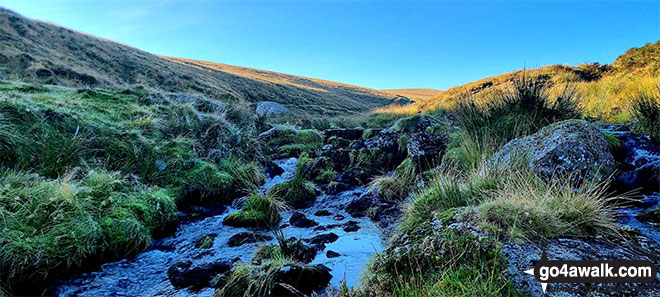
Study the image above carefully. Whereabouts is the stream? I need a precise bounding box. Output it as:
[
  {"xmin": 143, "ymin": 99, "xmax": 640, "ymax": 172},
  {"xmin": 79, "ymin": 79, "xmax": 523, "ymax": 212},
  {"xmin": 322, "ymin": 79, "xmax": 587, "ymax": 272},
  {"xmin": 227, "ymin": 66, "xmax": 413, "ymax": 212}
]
[{"xmin": 53, "ymin": 158, "xmax": 385, "ymax": 297}]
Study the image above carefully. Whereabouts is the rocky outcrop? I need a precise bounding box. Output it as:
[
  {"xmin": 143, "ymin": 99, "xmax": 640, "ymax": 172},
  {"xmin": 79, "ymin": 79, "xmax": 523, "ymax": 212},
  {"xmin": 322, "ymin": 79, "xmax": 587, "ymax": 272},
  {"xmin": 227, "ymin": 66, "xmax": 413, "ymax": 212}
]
[
  {"xmin": 391, "ymin": 113, "xmax": 439, "ymax": 133},
  {"xmin": 322, "ymin": 128, "xmax": 364, "ymax": 141},
  {"xmin": 167, "ymin": 259, "xmax": 231, "ymax": 289},
  {"xmin": 406, "ymin": 132, "xmax": 447, "ymax": 170},
  {"xmin": 255, "ymin": 101, "xmax": 289, "ymax": 117},
  {"xmin": 269, "ymin": 264, "xmax": 332, "ymax": 296},
  {"xmin": 490, "ymin": 120, "xmax": 615, "ymax": 184}
]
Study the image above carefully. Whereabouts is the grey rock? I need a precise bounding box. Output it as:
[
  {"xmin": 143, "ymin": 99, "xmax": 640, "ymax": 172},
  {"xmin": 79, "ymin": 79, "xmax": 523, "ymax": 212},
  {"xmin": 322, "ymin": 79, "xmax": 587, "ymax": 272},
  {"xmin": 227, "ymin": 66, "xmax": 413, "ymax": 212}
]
[{"xmin": 255, "ymin": 101, "xmax": 289, "ymax": 117}]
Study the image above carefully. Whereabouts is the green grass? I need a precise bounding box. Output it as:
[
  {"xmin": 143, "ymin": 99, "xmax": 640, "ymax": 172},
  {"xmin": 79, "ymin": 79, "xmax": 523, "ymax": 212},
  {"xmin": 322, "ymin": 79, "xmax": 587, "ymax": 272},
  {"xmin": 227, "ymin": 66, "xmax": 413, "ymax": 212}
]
[
  {"xmin": 370, "ymin": 158, "xmax": 418, "ymax": 201},
  {"xmin": 0, "ymin": 169, "xmax": 176, "ymax": 285},
  {"xmin": 629, "ymin": 87, "xmax": 660, "ymax": 142},
  {"xmin": 223, "ymin": 193, "xmax": 285, "ymax": 227},
  {"xmin": 0, "ymin": 82, "xmax": 266, "ymax": 291},
  {"xmin": 454, "ymin": 75, "xmax": 582, "ymax": 145},
  {"xmin": 263, "ymin": 126, "xmax": 323, "ymax": 158},
  {"xmin": 266, "ymin": 177, "xmax": 316, "ymax": 208}
]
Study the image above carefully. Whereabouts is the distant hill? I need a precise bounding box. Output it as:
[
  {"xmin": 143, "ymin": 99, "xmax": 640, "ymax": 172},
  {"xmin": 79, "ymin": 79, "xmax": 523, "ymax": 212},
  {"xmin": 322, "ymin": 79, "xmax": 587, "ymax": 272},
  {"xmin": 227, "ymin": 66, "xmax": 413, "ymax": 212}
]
[
  {"xmin": 381, "ymin": 88, "xmax": 442, "ymax": 101},
  {"xmin": 0, "ymin": 8, "xmax": 406, "ymax": 116},
  {"xmin": 404, "ymin": 41, "xmax": 660, "ymax": 121}
]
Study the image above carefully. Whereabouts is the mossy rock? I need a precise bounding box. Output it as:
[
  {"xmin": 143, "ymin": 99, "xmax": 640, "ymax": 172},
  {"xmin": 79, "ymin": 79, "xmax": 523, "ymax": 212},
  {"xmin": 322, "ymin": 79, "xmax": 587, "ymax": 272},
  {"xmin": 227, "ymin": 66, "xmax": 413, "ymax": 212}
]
[
  {"xmin": 391, "ymin": 114, "xmax": 439, "ymax": 133},
  {"xmin": 267, "ymin": 178, "xmax": 316, "ymax": 209},
  {"xmin": 638, "ymin": 207, "xmax": 660, "ymax": 223},
  {"xmin": 222, "ymin": 194, "xmax": 282, "ymax": 227}
]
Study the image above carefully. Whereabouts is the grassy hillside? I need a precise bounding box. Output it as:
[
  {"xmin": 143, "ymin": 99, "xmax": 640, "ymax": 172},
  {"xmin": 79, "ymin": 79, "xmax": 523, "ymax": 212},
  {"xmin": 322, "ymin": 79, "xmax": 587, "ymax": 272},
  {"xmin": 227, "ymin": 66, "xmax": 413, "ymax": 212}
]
[
  {"xmin": 0, "ymin": 8, "xmax": 403, "ymax": 116},
  {"xmin": 381, "ymin": 88, "xmax": 441, "ymax": 101},
  {"xmin": 369, "ymin": 41, "xmax": 660, "ymax": 123}
]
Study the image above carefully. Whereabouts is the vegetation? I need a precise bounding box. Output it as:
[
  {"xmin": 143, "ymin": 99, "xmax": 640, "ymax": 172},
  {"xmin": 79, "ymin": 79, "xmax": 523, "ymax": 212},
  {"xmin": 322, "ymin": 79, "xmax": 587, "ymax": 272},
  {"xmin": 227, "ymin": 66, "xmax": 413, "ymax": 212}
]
[
  {"xmin": 0, "ymin": 169, "xmax": 176, "ymax": 285},
  {"xmin": 266, "ymin": 177, "xmax": 316, "ymax": 208},
  {"xmin": 222, "ymin": 193, "xmax": 285, "ymax": 227},
  {"xmin": 370, "ymin": 158, "xmax": 418, "ymax": 201},
  {"xmin": 629, "ymin": 87, "xmax": 660, "ymax": 142},
  {"xmin": 263, "ymin": 127, "xmax": 323, "ymax": 158}
]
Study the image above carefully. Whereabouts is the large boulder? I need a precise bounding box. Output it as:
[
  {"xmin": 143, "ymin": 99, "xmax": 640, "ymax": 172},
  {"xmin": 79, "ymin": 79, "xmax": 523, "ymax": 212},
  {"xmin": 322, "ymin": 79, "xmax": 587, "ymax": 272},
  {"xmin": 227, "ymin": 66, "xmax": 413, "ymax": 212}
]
[
  {"xmin": 269, "ymin": 264, "xmax": 332, "ymax": 296},
  {"xmin": 167, "ymin": 260, "xmax": 231, "ymax": 288},
  {"xmin": 406, "ymin": 132, "xmax": 448, "ymax": 170},
  {"xmin": 490, "ymin": 120, "xmax": 615, "ymax": 184},
  {"xmin": 255, "ymin": 101, "xmax": 289, "ymax": 117}
]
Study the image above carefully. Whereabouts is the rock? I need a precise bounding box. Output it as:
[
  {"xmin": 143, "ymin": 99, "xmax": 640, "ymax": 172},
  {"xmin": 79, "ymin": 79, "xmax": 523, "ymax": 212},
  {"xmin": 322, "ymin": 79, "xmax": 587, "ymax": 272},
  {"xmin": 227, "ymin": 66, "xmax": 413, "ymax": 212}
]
[
  {"xmin": 167, "ymin": 260, "xmax": 231, "ymax": 289},
  {"xmin": 264, "ymin": 160, "xmax": 284, "ymax": 178},
  {"xmin": 333, "ymin": 214, "xmax": 345, "ymax": 221},
  {"xmin": 391, "ymin": 113, "xmax": 439, "ymax": 133},
  {"xmin": 307, "ymin": 233, "xmax": 339, "ymax": 245},
  {"xmin": 326, "ymin": 250, "xmax": 341, "ymax": 258},
  {"xmin": 503, "ymin": 236, "xmax": 660, "ymax": 296},
  {"xmin": 195, "ymin": 234, "xmax": 217, "ymax": 249},
  {"xmin": 345, "ymin": 195, "xmax": 374, "ymax": 218},
  {"xmin": 227, "ymin": 232, "xmax": 273, "ymax": 247},
  {"xmin": 343, "ymin": 220, "xmax": 360, "ymax": 232},
  {"xmin": 253, "ymin": 238, "xmax": 317, "ymax": 264},
  {"xmin": 289, "ymin": 212, "xmax": 319, "ymax": 228},
  {"xmin": 322, "ymin": 128, "xmax": 364, "ymax": 141},
  {"xmin": 365, "ymin": 129, "xmax": 404, "ymax": 156},
  {"xmin": 336, "ymin": 167, "xmax": 371, "ymax": 186},
  {"xmin": 255, "ymin": 101, "xmax": 288, "ymax": 117},
  {"xmin": 270, "ymin": 264, "xmax": 332, "ymax": 296},
  {"xmin": 406, "ymin": 132, "xmax": 448, "ymax": 170},
  {"xmin": 297, "ymin": 156, "xmax": 332, "ymax": 182},
  {"xmin": 317, "ymin": 146, "xmax": 351, "ymax": 168},
  {"xmin": 314, "ymin": 209, "xmax": 331, "ymax": 216},
  {"xmin": 314, "ymin": 224, "xmax": 341, "ymax": 232},
  {"xmin": 490, "ymin": 120, "xmax": 615, "ymax": 184}
]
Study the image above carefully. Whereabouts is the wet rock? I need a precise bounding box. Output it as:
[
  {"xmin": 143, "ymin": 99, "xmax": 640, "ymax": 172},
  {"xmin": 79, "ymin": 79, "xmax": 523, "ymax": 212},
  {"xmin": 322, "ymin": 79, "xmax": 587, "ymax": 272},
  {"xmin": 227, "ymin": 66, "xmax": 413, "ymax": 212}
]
[
  {"xmin": 297, "ymin": 156, "xmax": 332, "ymax": 182},
  {"xmin": 167, "ymin": 260, "xmax": 231, "ymax": 289},
  {"xmin": 289, "ymin": 212, "xmax": 319, "ymax": 228},
  {"xmin": 255, "ymin": 101, "xmax": 289, "ymax": 117},
  {"xmin": 333, "ymin": 214, "xmax": 345, "ymax": 221},
  {"xmin": 326, "ymin": 250, "xmax": 341, "ymax": 258},
  {"xmin": 345, "ymin": 195, "xmax": 374, "ymax": 218},
  {"xmin": 227, "ymin": 232, "xmax": 273, "ymax": 247},
  {"xmin": 503, "ymin": 236, "xmax": 660, "ymax": 296},
  {"xmin": 254, "ymin": 238, "xmax": 318, "ymax": 264},
  {"xmin": 314, "ymin": 224, "xmax": 341, "ymax": 232},
  {"xmin": 264, "ymin": 160, "xmax": 284, "ymax": 178},
  {"xmin": 607, "ymin": 129, "xmax": 660, "ymax": 192},
  {"xmin": 317, "ymin": 146, "xmax": 351, "ymax": 168},
  {"xmin": 322, "ymin": 128, "xmax": 364, "ymax": 141},
  {"xmin": 314, "ymin": 209, "xmax": 331, "ymax": 216},
  {"xmin": 195, "ymin": 234, "xmax": 217, "ymax": 249},
  {"xmin": 490, "ymin": 120, "xmax": 615, "ymax": 184},
  {"xmin": 406, "ymin": 132, "xmax": 448, "ymax": 170},
  {"xmin": 638, "ymin": 207, "xmax": 660, "ymax": 223},
  {"xmin": 307, "ymin": 233, "xmax": 339, "ymax": 245},
  {"xmin": 176, "ymin": 204, "xmax": 227, "ymax": 223},
  {"xmin": 270, "ymin": 264, "xmax": 332, "ymax": 296},
  {"xmin": 336, "ymin": 167, "xmax": 371, "ymax": 186},
  {"xmin": 343, "ymin": 220, "xmax": 360, "ymax": 232}
]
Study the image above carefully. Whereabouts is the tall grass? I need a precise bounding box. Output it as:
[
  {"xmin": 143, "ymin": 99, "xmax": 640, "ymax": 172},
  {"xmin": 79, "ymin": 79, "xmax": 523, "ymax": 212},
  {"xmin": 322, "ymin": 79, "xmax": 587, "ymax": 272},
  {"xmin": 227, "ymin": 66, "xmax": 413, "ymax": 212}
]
[{"xmin": 629, "ymin": 86, "xmax": 660, "ymax": 142}]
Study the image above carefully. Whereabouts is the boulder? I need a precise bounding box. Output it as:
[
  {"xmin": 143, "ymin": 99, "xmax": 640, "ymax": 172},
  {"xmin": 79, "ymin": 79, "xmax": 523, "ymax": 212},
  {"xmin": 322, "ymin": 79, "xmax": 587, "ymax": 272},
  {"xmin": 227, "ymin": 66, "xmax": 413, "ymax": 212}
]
[
  {"xmin": 227, "ymin": 232, "xmax": 273, "ymax": 247},
  {"xmin": 307, "ymin": 233, "xmax": 339, "ymax": 245},
  {"xmin": 270, "ymin": 264, "xmax": 332, "ymax": 296},
  {"xmin": 264, "ymin": 160, "xmax": 284, "ymax": 178},
  {"xmin": 314, "ymin": 209, "xmax": 331, "ymax": 216},
  {"xmin": 391, "ymin": 113, "xmax": 439, "ymax": 133},
  {"xmin": 490, "ymin": 120, "xmax": 615, "ymax": 184},
  {"xmin": 343, "ymin": 220, "xmax": 360, "ymax": 232},
  {"xmin": 406, "ymin": 132, "xmax": 448, "ymax": 169},
  {"xmin": 167, "ymin": 260, "xmax": 231, "ymax": 289},
  {"xmin": 322, "ymin": 128, "xmax": 364, "ymax": 141},
  {"xmin": 289, "ymin": 212, "xmax": 319, "ymax": 228},
  {"xmin": 345, "ymin": 195, "xmax": 374, "ymax": 217},
  {"xmin": 326, "ymin": 250, "xmax": 341, "ymax": 258},
  {"xmin": 255, "ymin": 101, "xmax": 288, "ymax": 117}
]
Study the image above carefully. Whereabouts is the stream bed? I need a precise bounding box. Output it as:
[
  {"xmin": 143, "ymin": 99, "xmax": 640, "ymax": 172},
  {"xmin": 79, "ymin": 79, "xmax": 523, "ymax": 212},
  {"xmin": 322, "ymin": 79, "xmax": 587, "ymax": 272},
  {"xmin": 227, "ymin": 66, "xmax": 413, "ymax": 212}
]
[{"xmin": 53, "ymin": 158, "xmax": 385, "ymax": 297}]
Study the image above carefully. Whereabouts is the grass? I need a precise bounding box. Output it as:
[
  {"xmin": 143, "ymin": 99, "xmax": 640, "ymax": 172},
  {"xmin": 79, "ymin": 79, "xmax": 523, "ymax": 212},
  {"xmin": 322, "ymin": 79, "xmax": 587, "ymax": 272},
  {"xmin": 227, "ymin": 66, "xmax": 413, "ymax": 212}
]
[
  {"xmin": 370, "ymin": 158, "xmax": 418, "ymax": 201},
  {"xmin": 266, "ymin": 177, "xmax": 316, "ymax": 209},
  {"xmin": 629, "ymin": 86, "xmax": 660, "ymax": 142},
  {"xmin": 263, "ymin": 126, "xmax": 323, "ymax": 158},
  {"xmin": 474, "ymin": 173, "xmax": 620, "ymax": 242},
  {"xmin": 223, "ymin": 193, "xmax": 285, "ymax": 228},
  {"xmin": 0, "ymin": 169, "xmax": 176, "ymax": 285}
]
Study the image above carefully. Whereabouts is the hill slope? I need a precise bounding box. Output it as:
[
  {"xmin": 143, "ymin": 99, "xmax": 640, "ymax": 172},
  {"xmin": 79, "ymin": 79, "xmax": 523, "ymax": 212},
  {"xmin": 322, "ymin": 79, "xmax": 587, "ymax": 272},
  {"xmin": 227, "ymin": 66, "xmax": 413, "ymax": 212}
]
[
  {"xmin": 405, "ymin": 41, "xmax": 660, "ymax": 121},
  {"xmin": 381, "ymin": 88, "xmax": 441, "ymax": 101},
  {"xmin": 0, "ymin": 8, "xmax": 404, "ymax": 116}
]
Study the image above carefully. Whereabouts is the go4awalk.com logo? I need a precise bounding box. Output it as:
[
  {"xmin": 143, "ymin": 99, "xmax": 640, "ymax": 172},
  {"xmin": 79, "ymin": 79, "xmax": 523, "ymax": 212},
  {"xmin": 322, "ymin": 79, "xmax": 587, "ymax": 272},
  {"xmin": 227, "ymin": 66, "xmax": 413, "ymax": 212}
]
[{"xmin": 524, "ymin": 245, "xmax": 657, "ymax": 294}]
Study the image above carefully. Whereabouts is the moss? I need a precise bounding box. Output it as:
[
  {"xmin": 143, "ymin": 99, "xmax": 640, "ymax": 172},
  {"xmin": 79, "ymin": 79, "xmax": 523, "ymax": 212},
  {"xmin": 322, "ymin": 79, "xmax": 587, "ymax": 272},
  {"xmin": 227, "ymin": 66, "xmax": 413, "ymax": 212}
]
[
  {"xmin": 602, "ymin": 131, "xmax": 624, "ymax": 157},
  {"xmin": 223, "ymin": 194, "xmax": 283, "ymax": 227},
  {"xmin": 195, "ymin": 234, "xmax": 216, "ymax": 249},
  {"xmin": 266, "ymin": 178, "xmax": 316, "ymax": 208}
]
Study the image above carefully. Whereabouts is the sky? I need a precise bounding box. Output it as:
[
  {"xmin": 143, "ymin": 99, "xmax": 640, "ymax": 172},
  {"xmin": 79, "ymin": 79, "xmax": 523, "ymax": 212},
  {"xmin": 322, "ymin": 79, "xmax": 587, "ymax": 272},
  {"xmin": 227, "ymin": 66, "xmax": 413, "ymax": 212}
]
[{"xmin": 2, "ymin": 0, "xmax": 659, "ymax": 90}]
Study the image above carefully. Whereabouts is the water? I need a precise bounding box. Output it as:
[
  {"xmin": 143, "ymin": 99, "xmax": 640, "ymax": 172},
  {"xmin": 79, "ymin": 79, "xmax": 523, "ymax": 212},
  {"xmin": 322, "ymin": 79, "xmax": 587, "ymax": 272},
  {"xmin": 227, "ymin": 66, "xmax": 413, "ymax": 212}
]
[
  {"xmin": 604, "ymin": 126, "xmax": 660, "ymax": 245},
  {"xmin": 53, "ymin": 158, "xmax": 385, "ymax": 296}
]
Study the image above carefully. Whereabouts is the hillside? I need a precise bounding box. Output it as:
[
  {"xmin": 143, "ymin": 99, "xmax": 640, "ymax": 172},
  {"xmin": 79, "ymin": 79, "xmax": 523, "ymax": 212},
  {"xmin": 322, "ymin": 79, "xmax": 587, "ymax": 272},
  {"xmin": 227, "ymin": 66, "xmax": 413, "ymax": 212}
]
[
  {"xmin": 0, "ymin": 8, "xmax": 404, "ymax": 116},
  {"xmin": 376, "ymin": 41, "xmax": 660, "ymax": 122},
  {"xmin": 381, "ymin": 88, "xmax": 441, "ymax": 101}
]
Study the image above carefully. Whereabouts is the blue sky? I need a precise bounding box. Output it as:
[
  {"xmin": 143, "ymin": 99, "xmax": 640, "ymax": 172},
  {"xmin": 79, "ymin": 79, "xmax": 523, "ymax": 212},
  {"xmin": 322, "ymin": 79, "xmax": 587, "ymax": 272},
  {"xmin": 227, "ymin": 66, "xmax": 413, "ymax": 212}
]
[{"xmin": 3, "ymin": 0, "xmax": 658, "ymax": 90}]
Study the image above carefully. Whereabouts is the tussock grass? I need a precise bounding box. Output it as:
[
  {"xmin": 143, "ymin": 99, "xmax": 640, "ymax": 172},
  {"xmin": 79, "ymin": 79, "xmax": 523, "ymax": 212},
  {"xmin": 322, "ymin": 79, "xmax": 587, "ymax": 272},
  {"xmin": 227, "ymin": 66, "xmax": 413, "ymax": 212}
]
[
  {"xmin": 223, "ymin": 193, "xmax": 286, "ymax": 228},
  {"xmin": 263, "ymin": 127, "xmax": 323, "ymax": 158},
  {"xmin": 370, "ymin": 158, "xmax": 418, "ymax": 201},
  {"xmin": 629, "ymin": 86, "xmax": 660, "ymax": 142},
  {"xmin": 266, "ymin": 177, "xmax": 316, "ymax": 208},
  {"xmin": 475, "ymin": 174, "xmax": 621, "ymax": 242},
  {"xmin": 0, "ymin": 169, "xmax": 176, "ymax": 285}
]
